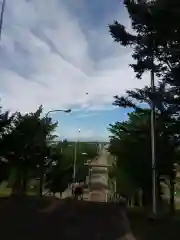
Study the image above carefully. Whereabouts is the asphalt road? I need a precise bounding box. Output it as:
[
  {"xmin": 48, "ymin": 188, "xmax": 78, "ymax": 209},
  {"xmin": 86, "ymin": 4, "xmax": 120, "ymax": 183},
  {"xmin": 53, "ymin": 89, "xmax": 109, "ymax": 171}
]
[
  {"xmin": 0, "ymin": 197, "xmax": 132, "ymax": 240},
  {"xmin": 89, "ymin": 146, "xmax": 110, "ymax": 201}
]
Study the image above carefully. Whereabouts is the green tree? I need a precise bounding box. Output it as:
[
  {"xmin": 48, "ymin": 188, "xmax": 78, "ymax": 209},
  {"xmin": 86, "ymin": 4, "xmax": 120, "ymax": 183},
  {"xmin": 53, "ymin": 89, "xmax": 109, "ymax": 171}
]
[
  {"xmin": 109, "ymin": 0, "xmax": 180, "ymax": 82},
  {"xmin": 43, "ymin": 141, "xmax": 99, "ymax": 196},
  {"xmin": 45, "ymin": 145, "xmax": 72, "ymax": 196},
  {"xmin": 1, "ymin": 106, "xmax": 57, "ymax": 196},
  {"xmin": 59, "ymin": 141, "xmax": 98, "ymax": 182},
  {"xmin": 0, "ymin": 107, "xmax": 15, "ymax": 184},
  {"xmin": 109, "ymin": 109, "xmax": 176, "ymax": 207},
  {"xmin": 75, "ymin": 142, "xmax": 98, "ymax": 181},
  {"xmin": 109, "ymin": 0, "xmax": 180, "ymax": 213},
  {"xmin": 44, "ymin": 141, "xmax": 98, "ymax": 195}
]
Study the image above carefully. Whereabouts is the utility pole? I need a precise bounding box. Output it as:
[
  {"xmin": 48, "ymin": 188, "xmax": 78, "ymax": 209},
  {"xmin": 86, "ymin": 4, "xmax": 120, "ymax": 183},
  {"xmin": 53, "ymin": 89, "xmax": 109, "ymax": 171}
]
[
  {"xmin": 148, "ymin": 0, "xmax": 157, "ymax": 215},
  {"xmin": 151, "ymin": 54, "xmax": 157, "ymax": 216},
  {"xmin": 44, "ymin": 109, "xmax": 71, "ymax": 197},
  {"xmin": 73, "ymin": 128, "xmax": 81, "ymax": 182},
  {"xmin": 0, "ymin": 0, "xmax": 6, "ymax": 40},
  {"xmin": 136, "ymin": 0, "xmax": 157, "ymax": 216}
]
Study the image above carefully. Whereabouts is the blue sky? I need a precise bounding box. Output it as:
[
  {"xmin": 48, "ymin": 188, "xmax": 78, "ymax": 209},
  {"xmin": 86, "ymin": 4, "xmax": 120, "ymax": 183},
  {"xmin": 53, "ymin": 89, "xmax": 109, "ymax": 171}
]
[{"xmin": 0, "ymin": 0, "xmax": 149, "ymax": 141}]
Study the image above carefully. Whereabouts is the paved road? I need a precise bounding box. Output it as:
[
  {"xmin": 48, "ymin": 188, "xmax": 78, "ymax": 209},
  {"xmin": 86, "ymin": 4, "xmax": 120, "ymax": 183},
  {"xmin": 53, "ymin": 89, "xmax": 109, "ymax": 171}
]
[
  {"xmin": 0, "ymin": 197, "xmax": 135, "ymax": 240},
  {"xmin": 43, "ymin": 201, "xmax": 131, "ymax": 239},
  {"xmin": 90, "ymin": 145, "xmax": 110, "ymax": 201}
]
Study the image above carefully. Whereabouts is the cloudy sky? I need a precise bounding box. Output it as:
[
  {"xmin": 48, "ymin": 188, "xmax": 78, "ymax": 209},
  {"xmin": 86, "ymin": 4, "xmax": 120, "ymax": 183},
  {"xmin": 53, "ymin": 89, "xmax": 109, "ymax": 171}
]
[{"xmin": 0, "ymin": 0, "xmax": 149, "ymax": 141}]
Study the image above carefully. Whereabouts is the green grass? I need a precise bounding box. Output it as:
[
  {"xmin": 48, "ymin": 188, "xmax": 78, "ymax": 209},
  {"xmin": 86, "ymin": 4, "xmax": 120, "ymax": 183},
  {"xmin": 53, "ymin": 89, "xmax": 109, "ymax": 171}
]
[
  {"xmin": 0, "ymin": 182, "xmax": 39, "ymax": 197},
  {"xmin": 0, "ymin": 182, "xmax": 11, "ymax": 196},
  {"xmin": 175, "ymin": 190, "xmax": 180, "ymax": 197}
]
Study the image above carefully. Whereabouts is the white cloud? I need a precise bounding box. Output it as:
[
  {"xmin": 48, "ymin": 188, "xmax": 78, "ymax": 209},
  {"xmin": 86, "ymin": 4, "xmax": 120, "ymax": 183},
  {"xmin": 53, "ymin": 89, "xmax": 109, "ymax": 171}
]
[
  {"xmin": 0, "ymin": 0, "xmax": 148, "ymax": 113},
  {"xmin": 0, "ymin": 0, "xmax": 150, "ymax": 139}
]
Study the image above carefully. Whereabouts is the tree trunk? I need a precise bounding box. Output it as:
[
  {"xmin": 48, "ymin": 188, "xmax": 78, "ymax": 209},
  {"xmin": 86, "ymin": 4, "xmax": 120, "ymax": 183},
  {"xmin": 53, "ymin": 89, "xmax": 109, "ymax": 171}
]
[
  {"xmin": 142, "ymin": 185, "xmax": 152, "ymax": 210},
  {"xmin": 134, "ymin": 190, "xmax": 140, "ymax": 206},
  {"xmin": 11, "ymin": 177, "xmax": 22, "ymax": 197},
  {"xmin": 156, "ymin": 177, "xmax": 163, "ymax": 210},
  {"xmin": 22, "ymin": 168, "xmax": 28, "ymax": 195},
  {"xmin": 11, "ymin": 169, "xmax": 23, "ymax": 197},
  {"xmin": 39, "ymin": 161, "xmax": 44, "ymax": 197},
  {"xmin": 170, "ymin": 169, "xmax": 175, "ymax": 214},
  {"xmin": 39, "ymin": 175, "xmax": 43, "ymax": 197},
  {"xmin": 142, "ymin": 189, "xmax": 146, "ymax": 207}
]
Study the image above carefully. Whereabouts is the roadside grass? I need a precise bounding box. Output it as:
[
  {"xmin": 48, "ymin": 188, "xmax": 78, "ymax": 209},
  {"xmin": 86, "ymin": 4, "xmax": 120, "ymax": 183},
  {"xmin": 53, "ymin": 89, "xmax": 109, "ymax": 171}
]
[
  {"xmin": 0, "ymin": 186, "xmax": 11, "ymax": 196},
  {"xmin": 0, "ymin": 181, "xmax": 39, "ymax": 197}
]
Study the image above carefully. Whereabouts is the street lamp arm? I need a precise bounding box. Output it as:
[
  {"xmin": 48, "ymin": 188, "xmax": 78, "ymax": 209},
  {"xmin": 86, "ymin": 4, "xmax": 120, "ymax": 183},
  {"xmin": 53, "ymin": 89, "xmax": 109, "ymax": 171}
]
[{"xmin": 45, "ymin": 109, "xmax": 71, "ymax": 118}]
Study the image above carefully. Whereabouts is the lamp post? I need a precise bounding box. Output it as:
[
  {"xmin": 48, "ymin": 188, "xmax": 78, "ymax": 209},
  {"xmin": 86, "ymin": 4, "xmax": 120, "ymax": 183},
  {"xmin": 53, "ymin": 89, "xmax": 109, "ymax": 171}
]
[
  {"xmin": 60, "ymin": 139, "xmax": 64, "ymax": 153},
  {"xmin": 131, "ymin": 0, "xmax": 157, "ymax": 216},
  {"xmin": 45, "ymin": 108, "xmax": 71, "ymax": 119},
  {"xmin": 147, "ymin": 5, "xmax": 157, "ymax": 216},
  {"xmin": 150, "ymin": 51, "xmax": 157, "ymax": 216},
  {"xmin": 135, "ymin": 0, "xmax": 157, "ymax": 216},
  {"xmin": 73, "ymin": 128, "xmax": 81, "ymax": 182},
  {"xmin": 136, "ymin": 0, "xmax": 157, "ymax": 216},
  {"xmin": 39, "ymin": 108, "xmax": 71, "ymax": 196}
]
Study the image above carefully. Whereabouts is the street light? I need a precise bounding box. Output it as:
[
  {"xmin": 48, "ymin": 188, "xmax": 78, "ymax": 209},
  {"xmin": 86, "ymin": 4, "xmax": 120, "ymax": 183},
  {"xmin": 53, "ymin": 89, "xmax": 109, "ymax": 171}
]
[
  {"xmin": 45, "ymin": 108, "xmax": 71, "ymax": 118},
  {"xmin": 132, "ymin": 0, "xmax": 157, "ymax": 216},
  {"xmin": 73, "ymin": 128, "xmax": 81, "ymax": 182},
  {"xmin": 85, "ymin": 159, "xmax": 92, "ymax": 191},
  {"xmin": 135, "ymin": 0, "xmax": 157, "ymax": 216},
  {"xmin": 60, "ymin": 139, "xmax": 64, "ymax": 153},
  {"xmin": 81, "ymin": 152, "xmax": 88, "ymax": 156},
  {"xmin": 39, "ymin": 108, "xmax": 71, "ymax": 196},
  {"xmin": 147, "ymin": 6, "xmax": 157, "ymax": 217}
]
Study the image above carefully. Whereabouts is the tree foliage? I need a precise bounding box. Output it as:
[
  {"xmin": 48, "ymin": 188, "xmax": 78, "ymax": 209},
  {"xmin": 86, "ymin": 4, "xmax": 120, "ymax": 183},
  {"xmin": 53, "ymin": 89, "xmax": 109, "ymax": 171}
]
[
  {"xmin": 39, "ymin": 139, "xmax": 98, "ymax": 195},
  {"xmin": 108, "ymin": 0, "xmax": 180, "ymax": 210},
  {"xmin": 109, "ymin": 108, "xmax": 179, "ymax": 208},
  {"xmin": 45, "ymin": 145, "xmax": 72, "ymax": 195},
  {"xmin": 0, "ymin": 105, "xmax": 58, "ymax": 195}
]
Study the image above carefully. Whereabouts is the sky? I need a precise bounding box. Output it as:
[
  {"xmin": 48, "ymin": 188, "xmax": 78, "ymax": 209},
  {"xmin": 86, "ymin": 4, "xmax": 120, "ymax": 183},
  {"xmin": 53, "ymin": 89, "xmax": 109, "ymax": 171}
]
[{"xmin": 0, "ymin": 0, "xmax": 149, "ymax": 141}]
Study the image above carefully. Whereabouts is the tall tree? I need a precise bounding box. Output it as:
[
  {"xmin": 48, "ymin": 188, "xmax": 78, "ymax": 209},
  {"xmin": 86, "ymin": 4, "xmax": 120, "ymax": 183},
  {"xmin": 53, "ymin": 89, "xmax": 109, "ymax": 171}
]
[
  {"xmin": 109, "ymin": 0, "xmax": 180, "ymax": 213},
  {"xmin": 1, "ymin": 106, "xmax": 57, "ymax": 196},
  {"xmin": 0, "ymin": 107, "xmax": 14, "ymax": 183},
  {"xmin": 44, "ymin": 141, "xmax": 98, "ymax": 195},
  {"xmin": 109, "ymin": 109, "xmax": 175, "ymax": 207},
  {"xmin": 45, "ymin": 146, "xmax": 72, "ymax": 197}
]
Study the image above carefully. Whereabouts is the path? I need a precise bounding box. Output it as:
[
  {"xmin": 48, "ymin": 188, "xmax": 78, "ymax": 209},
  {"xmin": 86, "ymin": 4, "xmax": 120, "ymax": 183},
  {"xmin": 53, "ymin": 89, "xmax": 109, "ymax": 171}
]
[
  {"xmin": 0, "ymin": 143, "xmax": 137, "ymax": 240},
  {"xmin": 89, "ymin": 144, "xmax": 111, "ymax": 202},
  {"xmin": 0, "ymin": 197, "xmax": 135, "ymax": 240}
]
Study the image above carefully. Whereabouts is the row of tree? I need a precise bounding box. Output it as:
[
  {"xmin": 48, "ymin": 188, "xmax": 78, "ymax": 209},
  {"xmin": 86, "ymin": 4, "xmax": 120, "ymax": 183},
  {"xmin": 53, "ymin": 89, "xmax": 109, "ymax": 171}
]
[
  {"xmin": 0, "ymin": 105, "xmax": 98, "ymax": 197},
  {"xmin": 108, "ymin": 0, "xmax": 180, "ymax": 213}
]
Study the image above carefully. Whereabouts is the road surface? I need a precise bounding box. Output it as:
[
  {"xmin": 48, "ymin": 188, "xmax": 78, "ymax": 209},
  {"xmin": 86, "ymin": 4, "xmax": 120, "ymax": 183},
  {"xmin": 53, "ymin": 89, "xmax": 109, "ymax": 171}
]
[
  {"xmin": 0, "ymin": 197, "xmax": 135, "ymax": 240},
  {"xmin": 89, "ymin": 144, "xmax": 111, "ymax": 202}
]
